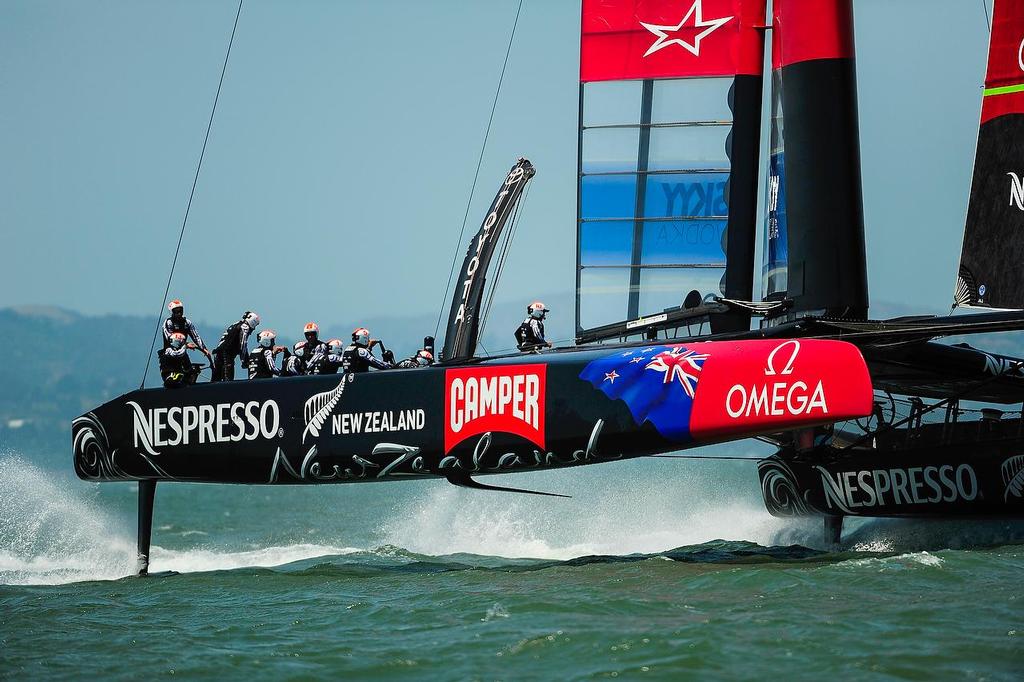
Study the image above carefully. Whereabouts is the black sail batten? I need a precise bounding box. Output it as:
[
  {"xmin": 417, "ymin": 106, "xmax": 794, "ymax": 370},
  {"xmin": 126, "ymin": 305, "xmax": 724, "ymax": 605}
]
[
  {"xmin": 764, "ymin": 0, "xmax": 869, "ymax": 321},
  {"xmin": 441, "ymin": 158, "xmax": 535, "ymax": 362},
  {"xmin": 954, "ymin": 0, "xmax": 1024, "ymax": 310},
  {"xmin": 712, "ymin": 73, "xmax": 764, "ymax": 334}
]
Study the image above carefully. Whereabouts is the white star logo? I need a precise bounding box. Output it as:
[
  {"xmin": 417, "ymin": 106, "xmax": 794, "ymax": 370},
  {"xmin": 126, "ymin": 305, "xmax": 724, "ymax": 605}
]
[
  {"xmin": 640, "ymin": 0, "xmax": 733, "ymax": 58},
  {"xmin": 630, "ymin": 357, "xmax": 644, "ymax": 364},
  {"xmin": 604, "ymin": 370, "xmax": 620, "ymax": 384}
]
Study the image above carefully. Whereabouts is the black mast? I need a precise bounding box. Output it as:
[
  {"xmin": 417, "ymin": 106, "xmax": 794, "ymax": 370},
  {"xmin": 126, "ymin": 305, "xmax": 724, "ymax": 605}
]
[{"xmin": 771, "ymin": 0, "xmax": 868, "ymax": 320}]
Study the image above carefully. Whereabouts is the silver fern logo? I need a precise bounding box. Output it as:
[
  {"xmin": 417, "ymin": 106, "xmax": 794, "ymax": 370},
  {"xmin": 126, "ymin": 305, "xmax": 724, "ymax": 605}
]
[
  {"xmin": 1007, "ymin": 172, "xmax": 1024, "ymax": 211},
  {"xmin": 302, "ymin": 375, "xmax": 351, "ymax": 443},
  {"xmin": 1001, "ymin": 455, "xmax": 1024, "ymax": 502}
]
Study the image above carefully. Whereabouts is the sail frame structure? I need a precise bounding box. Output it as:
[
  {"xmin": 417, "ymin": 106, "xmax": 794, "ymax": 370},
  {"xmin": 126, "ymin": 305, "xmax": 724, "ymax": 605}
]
[{"xmin": 575, "ymin": 0, "xmax": 767, "ymax": 343}]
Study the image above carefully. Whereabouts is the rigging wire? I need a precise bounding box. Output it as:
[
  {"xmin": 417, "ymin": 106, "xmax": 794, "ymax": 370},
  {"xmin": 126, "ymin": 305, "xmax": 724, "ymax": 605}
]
[
  {"xmin": 139, "ymin": 0, "xmax": 244, "ymax": 389},
  {"xmin": 478, "ymin": 180, "xmax": 532, "ymax": 342},
  {"xmin": 433, "ymin": 0, "xmax": 525, "ymax": 342},
  {"xmin": 981, "ymin": 0, "xmax": 991, "ymax": 33}
]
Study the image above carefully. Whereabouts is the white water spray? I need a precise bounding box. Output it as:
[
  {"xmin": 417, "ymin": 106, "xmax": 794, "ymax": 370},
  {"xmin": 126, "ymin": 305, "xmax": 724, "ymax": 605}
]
[{"xmin": 0, "ymin": 457, "xmax": 358, "ymax": 585}]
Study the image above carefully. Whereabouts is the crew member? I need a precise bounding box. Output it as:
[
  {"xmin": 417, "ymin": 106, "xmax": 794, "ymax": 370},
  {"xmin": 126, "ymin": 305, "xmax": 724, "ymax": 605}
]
[
  {"xmin": 211, "ymin": 311, "xmax": 260, "ymax": 382},
  {"xmin": 395, "ymin": 349, "xmax": 434, "ymax": 369},
  {"xmin": 314, "ymin": 339, "xmax": 346, "ymax": 374},
  {"xmin": 248, "ymin": 329, "xmax": 282, "ymax": 379},
  {"xmin": 158, "ymin": 332, "xmax": 201, "ymax": 388},
  {"xmin": 342, "ymin": 327, "xmax": 393, "ymax": 373},
  {"xmin": 515, "ymin": 301, "xmax": 552, "ymax": 351},
  {"xmin": 163, "ymin": 299, "xmax": 213, "ymax": 365},
  {"xmin": 281, "ymin": 341, "xmax": 307, "ymax": 377},
  {"xmin": 301, "ymin": 322, "xmax": 329, "ymax": 374}
]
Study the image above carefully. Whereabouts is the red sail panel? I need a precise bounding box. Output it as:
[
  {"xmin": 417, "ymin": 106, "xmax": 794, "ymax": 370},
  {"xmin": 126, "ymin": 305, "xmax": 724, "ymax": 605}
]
[
  {"xmin": 580, "ymin": 0, "xmax": 766, "ymax": 82},
  {"xmin": 980, "ymin": 0, "xmax": 1024, "ymax": 123},
  {"xmin": 770, "ymin": 0, "xmax": 854, "ymax": 70}
]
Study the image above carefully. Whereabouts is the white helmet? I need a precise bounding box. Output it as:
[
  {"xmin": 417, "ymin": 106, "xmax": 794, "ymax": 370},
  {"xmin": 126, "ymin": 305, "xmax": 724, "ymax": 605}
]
[
  {"xmin": 168, "ymin": 332, "xmax": 186, "ymax": 350},
  {"xmin": 328, "ymin": 338, "xmax": 344, "ymax": 354},
  {"xmin": 352, "ymin": 327, "xmax": 370, "ymax": 347},
  {"xmin": 293, "ymin": 340, "xmax": 307, "ymax": 358},
  {"xmin": 258, "ymin": 329, "xmax": 276, "ymax": 348},
  {"xmin": 245, "ymin": 311, "xmax": 261, "ymax": 328},
  {"xmin": 528, "ymin": 301, "xmax": 549, "ymax": 320},
  {"xmin": 416, "ymin": 349, "xmax": 434, "ymax": 366}
]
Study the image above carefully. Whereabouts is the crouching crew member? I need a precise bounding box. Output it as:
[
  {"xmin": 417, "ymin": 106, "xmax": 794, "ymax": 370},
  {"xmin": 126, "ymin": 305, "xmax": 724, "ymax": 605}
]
[
  {"xmin": 164, "ymin": 299, "xmax": 213, "ymax": 365},
  {"xmin": 212, "ymin": 311, "xmax": 260, "ymax": 382},
  {"xmin": 248, "ymin": 329, "xmax": 283, "ymax": 379},
  {"xmin": 515, "ymin": 301, "xmax": 552, "ymax": 351},
  {"xmin": 313, "ymin": 339, "xmax": 346, "ymax": 374},
  {"xmin": 396, "ymin": 349, "xmax": 434, "ymax": 369},
  {"xmin": 300, "ymin": 322, "xmax": 329, "ymax": 374},
  {"xmin": 158, "ymin": 332, "xmax": 202, "ymax": 388},
  {"xmin": 281, "ymin": 341, "xmax": 307, "ymax": 376},
  {"xmin": 342, "ymin": 327, "xmax": 393, "ymax": 373}
]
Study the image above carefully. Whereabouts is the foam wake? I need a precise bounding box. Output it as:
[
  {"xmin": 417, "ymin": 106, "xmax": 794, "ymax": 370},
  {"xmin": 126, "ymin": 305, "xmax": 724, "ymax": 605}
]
[
  {"xmin": 380, "ymin": 459, "xmax": 818, "ymax": 560},
  {"xmin": 0, "ymin": 457, "xmax": 358, "ymax": 585}
]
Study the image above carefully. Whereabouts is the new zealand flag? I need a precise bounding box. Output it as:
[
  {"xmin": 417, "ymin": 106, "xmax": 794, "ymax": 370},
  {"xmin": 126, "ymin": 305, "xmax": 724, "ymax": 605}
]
[{"xmin": 579, "ymin": 345, "xmax": 710, "ymax": 442}]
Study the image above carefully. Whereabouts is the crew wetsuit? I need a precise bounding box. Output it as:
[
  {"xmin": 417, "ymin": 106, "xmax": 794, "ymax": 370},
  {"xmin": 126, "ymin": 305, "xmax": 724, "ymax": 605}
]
[
  {"xmin": 163, "ymin": 316, "xmax": 206, "ymax": 353},
  {"xmin": 247, "ymin": 347, "xmax": 279, "ymax": 379},
  {"xmin": 342, "ymin": 344, "xmax": 392, "ymax": 373},
  {"xmin": 314, "ymin": 353, "xmax": 344, "ymax": 375},
  {"xmin": 281, "ymin": 350, "xmax": 306, "ymax": 377},
  {"xmin": 158, "ymin": 346, "xmax": 199, "ymax": 388},
  {"xmin": 396, "ymin": 355, "xmax": 430, "ymax": 369},
  {"xmin": 212, "ymin": 318, "xmax": 255, "ymax": 382},
  {"xmin": 515, "ymin": 318, "xmax": 547, "ymax": 351},
  {"xmin": 303, "ymin": 340, "xmax": 329, "ymax": 374}
]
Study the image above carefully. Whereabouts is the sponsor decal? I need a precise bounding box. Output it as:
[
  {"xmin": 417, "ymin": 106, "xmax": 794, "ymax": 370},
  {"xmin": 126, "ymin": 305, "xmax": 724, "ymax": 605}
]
[
  {"xmin": 626, "ymin": 312, "xmax": 668, "ymax": 330},
  {"xmin": 444, "ymin": 364, "xmax": 546, "ymax": 453},
  {"xmin": 1008, "ymin": 171, "xmax": 1024, "ymax": 211},
  {"xmin": 688, "ymin": 339, "xmax": 872, "ymax": 441},
  {"xmin": 640, "ymin": 0, "xmax": 733, "ymax": 58},
  {"xmin": 579, "ymin": 345, "xmax": 708, "ymax": 441},
  {"xmin": 981, "ymin": 351, "xmax": 1024, "ymax": 377},
  {"xmin": 331, "ymin": 410, "xmax": 426, "ymax": 435},
  {"xmin": 129, "ymin": 400, "xmax": 280, "ymax": 456},
  {"xmin": 816, "ymin": 464, "xmax": 979, "ymax": 513},
  {"xmin": 724, "ymin": 341, "xmax": 828, "ymax": 420}
]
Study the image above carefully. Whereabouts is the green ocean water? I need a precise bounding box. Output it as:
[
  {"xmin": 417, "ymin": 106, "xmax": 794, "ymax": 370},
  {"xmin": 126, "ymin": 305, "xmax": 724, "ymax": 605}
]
[{"xmin": 2, "ymin": 453, "xmax": 1022, "ymax": 679}]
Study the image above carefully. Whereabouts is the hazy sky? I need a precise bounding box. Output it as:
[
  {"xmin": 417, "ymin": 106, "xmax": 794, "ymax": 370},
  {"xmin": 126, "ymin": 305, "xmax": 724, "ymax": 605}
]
[{"xmin": 0, "ymin": 0, "xmax": 994, "ymax": 337}]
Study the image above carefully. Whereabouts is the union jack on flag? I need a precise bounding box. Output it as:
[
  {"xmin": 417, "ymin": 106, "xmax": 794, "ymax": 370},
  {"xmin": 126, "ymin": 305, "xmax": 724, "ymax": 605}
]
[
  {"xmin": 644, "ymin": 347, "xmax": 708, "ymax": 397},
  {"xmin": 578, "ymin": 344, "xmax": 711, "ymax": 442}
]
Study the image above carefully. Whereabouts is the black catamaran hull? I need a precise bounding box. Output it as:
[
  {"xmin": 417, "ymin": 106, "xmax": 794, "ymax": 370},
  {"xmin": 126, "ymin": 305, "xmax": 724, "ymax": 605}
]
[
  {"xmin": 73, "ymin": 339, "xmax": 873, "ymax": 487},
  {"xmin": 760, "ymin": 438, "xmax": 1024, "ymax": 520}
]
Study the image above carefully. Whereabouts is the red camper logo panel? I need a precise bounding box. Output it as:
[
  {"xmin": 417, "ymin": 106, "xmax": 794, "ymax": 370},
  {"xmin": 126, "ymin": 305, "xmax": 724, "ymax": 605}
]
[{"xmin": 444, "ymin": 364, "xmax": 546, "ymax": 453}]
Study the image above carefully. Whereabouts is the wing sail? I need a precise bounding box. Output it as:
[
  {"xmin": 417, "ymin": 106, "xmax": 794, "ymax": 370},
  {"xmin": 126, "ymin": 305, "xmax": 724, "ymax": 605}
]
[
  {"xmin": 576, "ymin": 0, "xmax": 767, "ymax": 341},
  {"xmin": 954, "ymin": 0, "xmax": 1024, "ymax": 310}
]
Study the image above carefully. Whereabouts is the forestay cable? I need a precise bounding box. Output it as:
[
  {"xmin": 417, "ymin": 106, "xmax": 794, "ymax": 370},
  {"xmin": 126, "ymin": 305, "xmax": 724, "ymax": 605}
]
[
  {"xmin": 478, "ymin": 180, "xmax": 532, "ymax": 344},
  {"xmin": 433, "ymin": 0, "xmax": 525, "ymax": 340},
  {"xmin": 140, "ymin": 0, "xmax": 244, "ymax": 389}
]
